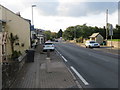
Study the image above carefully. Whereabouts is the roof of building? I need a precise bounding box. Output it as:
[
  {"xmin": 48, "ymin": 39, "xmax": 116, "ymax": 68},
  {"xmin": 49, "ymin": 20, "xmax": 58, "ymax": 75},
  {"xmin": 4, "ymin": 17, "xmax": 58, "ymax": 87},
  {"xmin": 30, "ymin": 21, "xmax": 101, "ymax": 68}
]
[
  {"xmin": 90, "ymin": 33, "xmax": 100, "ymax": 38},
  {"xmin": 0, "ymin": 4, "xmax": 30, "ymax": 24}
]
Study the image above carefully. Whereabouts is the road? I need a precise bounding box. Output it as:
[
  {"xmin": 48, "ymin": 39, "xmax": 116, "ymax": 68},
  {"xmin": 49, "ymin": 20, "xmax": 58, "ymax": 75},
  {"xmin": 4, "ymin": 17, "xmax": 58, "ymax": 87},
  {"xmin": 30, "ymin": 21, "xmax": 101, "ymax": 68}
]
[{"xmin": 55, "ymin": 42, "xmax": 118, "ymax": 88}]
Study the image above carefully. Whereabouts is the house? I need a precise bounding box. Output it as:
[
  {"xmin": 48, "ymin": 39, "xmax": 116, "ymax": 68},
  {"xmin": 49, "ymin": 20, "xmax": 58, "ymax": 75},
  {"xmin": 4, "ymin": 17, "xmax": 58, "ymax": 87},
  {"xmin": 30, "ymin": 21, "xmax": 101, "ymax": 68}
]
[
  {"xmin": 35, "ymin": 29, "xmax": 45, "ymax": 44},
  {"xmin": 90, "ymin": 33, "xmax": 103, "ymax": 44},
  {"xmin": 0, "ymin": 5, "xmax": 31, "ymax": 62}
]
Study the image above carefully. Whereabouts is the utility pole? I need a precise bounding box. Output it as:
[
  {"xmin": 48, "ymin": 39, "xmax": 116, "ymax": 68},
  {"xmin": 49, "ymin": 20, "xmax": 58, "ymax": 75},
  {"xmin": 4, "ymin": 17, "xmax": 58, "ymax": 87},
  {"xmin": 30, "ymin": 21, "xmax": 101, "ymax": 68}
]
[
  {"xmin": 74, "ymin": 27, "xmax": 76, "ymax": 42},
  {"xmin": 106, "ymin": 9, "xmax": 108, "ymax": 40},
  {"xmin": 32, "ymin": 5, "xmax": 36, "ymax": 25}
]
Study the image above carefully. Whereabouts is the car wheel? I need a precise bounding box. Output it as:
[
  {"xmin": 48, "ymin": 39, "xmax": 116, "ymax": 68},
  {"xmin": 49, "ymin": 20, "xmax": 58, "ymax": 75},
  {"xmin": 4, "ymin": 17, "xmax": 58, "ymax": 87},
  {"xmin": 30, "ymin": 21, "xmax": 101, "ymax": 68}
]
[{"xmin": 88, "ymin": 45, "xmax": 91, "ymax": 48}]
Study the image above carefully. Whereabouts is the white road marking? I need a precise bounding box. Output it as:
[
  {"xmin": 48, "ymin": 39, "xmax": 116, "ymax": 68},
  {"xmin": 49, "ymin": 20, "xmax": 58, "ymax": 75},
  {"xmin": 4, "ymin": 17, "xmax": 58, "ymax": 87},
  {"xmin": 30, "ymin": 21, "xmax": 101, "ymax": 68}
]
[
  {"xmin": 55, "ymin": 49, "xmax": 60, "ymax": 54},
  {"xmin": 55, "ymin": 49, "xmax": 67, "ymax": 62},
  {"xmin": 61, "ymin": 56, "xmax": 68, "ymax": 62},
  {"xmin": 70, "ymin": 66, "xmax": 89, "ymax": 86}
]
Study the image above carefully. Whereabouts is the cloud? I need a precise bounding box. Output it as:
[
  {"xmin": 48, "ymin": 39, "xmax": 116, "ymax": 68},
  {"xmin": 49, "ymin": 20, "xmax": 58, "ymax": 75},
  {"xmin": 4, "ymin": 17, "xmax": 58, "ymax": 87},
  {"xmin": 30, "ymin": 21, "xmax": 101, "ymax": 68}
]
[
  {"xmin": 36, "ymin": 2, "xmax": 59, "ymax": 16},
  {"xmin": 0, "ymin": 0, "xmax": 118, "ymax": 32},
  {"xmin": 0, "ymin": 0, "xmax": 118, "ymax": 17},
  {"xmin": 29, "ymin": 10, "xmax": 117, "ymax": 32},
  {"xmin": 57, "ymin": 1, "xmax": 118, "ymax": 17}
]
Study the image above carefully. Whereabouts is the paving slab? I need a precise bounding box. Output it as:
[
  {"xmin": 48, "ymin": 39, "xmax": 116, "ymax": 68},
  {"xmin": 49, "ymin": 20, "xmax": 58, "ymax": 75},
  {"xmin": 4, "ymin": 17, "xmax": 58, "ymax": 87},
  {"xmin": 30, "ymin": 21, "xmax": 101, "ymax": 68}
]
[{"xmin": 10, "ymin": 45, "xmax": 81, "ymax": 88}]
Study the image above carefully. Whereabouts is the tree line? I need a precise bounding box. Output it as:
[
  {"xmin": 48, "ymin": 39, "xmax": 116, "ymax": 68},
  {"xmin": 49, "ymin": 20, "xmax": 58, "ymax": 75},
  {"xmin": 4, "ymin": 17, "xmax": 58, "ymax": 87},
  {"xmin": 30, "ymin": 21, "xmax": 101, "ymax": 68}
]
[{"xmin": 44, "ymin": 24, "xmax": 120, "ymax": 41}]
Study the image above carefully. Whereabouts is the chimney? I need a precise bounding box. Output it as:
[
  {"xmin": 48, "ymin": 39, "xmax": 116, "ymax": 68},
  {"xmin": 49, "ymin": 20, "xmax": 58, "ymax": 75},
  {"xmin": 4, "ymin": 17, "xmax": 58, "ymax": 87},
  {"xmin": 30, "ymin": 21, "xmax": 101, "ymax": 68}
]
[{"xmin": 16, "ymin": 12, "xmax": 21, "ymax": 16}]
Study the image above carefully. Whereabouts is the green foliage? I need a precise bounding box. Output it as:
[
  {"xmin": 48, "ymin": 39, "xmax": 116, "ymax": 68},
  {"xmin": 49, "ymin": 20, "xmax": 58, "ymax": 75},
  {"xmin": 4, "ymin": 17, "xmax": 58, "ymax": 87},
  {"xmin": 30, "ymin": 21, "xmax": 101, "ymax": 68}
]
[
  {"xmin": 44, "ymin": 31, "xmax": 51, "ymax": 40},
  {"xmin": 57, "ymin": 29, "xmax": 63, "ymax": 38},
  {"xmin": 44, "ymin": 30, "xmax": 57, "ymax": 41},
  {"xmin": 76, "ymin": 37, "xmax": 83, "ymax": 43},
  {"xmin": 11, "ymin": 50, "xmax": 21, "ymax": 60},
  {"xmin": 63, "ymin": 26, "xmax": 74, "ymax": 40},
  {"xmin": 63, "ymin": 24, "xmax": 119, "ymax": 41},
  {"xmin": 108, "ymin": 39, "xmax": 120, "ymax": 41}
]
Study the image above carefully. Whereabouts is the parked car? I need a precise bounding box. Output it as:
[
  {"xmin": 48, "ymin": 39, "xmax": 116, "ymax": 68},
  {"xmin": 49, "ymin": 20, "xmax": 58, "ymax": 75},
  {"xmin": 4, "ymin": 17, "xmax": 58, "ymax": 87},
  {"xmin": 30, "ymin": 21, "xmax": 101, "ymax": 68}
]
[
  {"xmin": 85, "ymin": 40, "xmax": 100, "ymax": 48},
  {"xmin": 43, "ymin": 42, "xmax": 55, "ymax": 51}
]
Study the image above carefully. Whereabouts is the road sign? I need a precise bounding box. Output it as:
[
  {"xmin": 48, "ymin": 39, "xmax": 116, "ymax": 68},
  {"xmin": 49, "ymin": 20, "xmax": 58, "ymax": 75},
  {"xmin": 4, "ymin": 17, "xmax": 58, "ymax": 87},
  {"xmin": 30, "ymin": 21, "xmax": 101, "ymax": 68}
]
[{"xmin": 109, "ymin": 24, "xmax": 113, "ymax": 36}]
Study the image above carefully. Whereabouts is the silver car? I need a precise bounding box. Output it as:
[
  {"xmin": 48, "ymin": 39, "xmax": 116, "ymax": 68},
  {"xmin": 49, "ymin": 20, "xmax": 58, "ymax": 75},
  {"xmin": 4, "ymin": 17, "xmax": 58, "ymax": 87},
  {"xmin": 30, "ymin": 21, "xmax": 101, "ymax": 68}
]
[{"xmin": 43, "ymin": 42, "xmax": 55, "ymax": 51}]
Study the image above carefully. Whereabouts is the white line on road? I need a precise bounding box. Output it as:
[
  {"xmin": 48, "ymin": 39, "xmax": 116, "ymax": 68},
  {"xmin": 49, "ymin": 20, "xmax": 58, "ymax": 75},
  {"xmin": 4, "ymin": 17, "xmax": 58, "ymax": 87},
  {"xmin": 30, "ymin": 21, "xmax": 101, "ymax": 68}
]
[
  {"xmin": 61, "ymin": 56, "xmax": 68, "ymax": 62},
  {"xmin": 55, "ymin": 49, "xmax": 60, "ymax": 54},
  {"xmin": 55, "ymin": 49, "xmax": 67, "ymax": 62},
  {"xmin": 70, "ymin": 66, "xmax": 89, "ymax": 86}
]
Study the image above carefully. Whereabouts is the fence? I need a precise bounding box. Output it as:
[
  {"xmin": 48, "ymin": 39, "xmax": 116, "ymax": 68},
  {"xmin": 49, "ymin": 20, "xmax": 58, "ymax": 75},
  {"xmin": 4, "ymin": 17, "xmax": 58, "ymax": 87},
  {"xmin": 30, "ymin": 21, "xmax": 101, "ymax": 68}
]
[{"xmin": 2, "ymin": 53, "xmax": 27, "ymax": 88}]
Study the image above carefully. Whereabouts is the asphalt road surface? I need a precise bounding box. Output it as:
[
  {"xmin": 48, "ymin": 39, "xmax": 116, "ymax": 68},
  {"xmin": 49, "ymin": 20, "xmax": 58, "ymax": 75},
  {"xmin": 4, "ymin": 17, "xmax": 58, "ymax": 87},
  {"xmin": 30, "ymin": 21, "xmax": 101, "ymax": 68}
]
[{"xmin": 55, "ymin": 42, "xmax": 118, "ymax": 88}]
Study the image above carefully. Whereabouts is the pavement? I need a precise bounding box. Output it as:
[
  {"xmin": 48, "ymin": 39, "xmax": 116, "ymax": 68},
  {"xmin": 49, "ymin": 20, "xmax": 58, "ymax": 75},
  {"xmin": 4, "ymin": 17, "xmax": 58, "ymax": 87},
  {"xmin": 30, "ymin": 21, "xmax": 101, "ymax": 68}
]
[{"xmin": 10, "ymin": 45, "xmax": 81, "ymax": 88}]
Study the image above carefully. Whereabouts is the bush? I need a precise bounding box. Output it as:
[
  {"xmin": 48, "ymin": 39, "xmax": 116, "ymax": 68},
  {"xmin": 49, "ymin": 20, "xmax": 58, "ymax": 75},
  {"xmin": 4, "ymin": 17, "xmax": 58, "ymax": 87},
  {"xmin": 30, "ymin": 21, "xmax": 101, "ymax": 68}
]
[
  {"xmin": 76, "ymin": 37, "xmax": 83, "ymax": 43},
  {"xmin": 11, "ymin": 51, "xmax": 21, "ymax": 60}
]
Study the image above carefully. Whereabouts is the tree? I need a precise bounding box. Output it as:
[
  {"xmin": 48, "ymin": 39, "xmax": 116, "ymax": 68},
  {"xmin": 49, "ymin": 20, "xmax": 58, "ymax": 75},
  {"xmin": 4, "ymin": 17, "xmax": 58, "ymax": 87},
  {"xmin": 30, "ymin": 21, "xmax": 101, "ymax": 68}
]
[
  {"xmin": 44, "ymin": 31, "xmax": 51, "ymax": 40},
  {"xmin": 63, "ymin": 26, "xmax": 74, "ymax": 40},
  {"xmin": 63, "ymin": 24, "xmax": 107, "ymax": 41},
  {"xmin": 57, "ymin": 29, "xmax": 63, "ymax": 38}
]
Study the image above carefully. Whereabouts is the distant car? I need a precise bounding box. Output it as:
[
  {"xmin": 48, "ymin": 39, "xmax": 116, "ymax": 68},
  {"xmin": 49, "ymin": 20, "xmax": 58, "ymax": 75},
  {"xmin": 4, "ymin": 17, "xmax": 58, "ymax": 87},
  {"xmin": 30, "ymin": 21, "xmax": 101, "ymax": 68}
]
[
  {"xmin": 85, "ymin": 40, "xmax": 100, "ymax": 48},
  {"xmin": 55, "ymin": 39, "xmax": 58, "ymax": 42},
  {"xmin": 43, "ymin": 42, "xmax": 55, "ymax": 51}
]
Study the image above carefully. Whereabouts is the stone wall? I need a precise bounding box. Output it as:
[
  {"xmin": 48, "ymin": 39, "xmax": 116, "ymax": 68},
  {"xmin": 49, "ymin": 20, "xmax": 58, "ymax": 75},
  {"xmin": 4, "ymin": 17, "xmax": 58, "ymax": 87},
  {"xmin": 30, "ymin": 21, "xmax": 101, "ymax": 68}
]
[
  {"xmin": 107, "ymin": 41, "xmax": 120, "ymax": 48},
  {"xmin": 2, "ymin": 53, "xmax": 27, "ymax": 88}
]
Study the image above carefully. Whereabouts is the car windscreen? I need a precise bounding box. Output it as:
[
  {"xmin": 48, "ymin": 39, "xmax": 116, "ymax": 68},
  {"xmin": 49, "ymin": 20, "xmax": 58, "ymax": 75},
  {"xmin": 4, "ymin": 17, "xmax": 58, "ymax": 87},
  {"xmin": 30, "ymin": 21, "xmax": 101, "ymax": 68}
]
[
  {"xmin": 45, "ymin": 43, "xmax": 53, "ymax": 45},
  {"xmin": 90, "ymin": 41, "xmax": 95, "ymax": 43}
]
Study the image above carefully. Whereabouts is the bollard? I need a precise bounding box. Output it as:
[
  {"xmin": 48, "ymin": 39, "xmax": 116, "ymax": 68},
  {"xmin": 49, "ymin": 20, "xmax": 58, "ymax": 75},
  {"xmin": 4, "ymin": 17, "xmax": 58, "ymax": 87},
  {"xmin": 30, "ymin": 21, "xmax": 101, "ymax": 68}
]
[
  {"xmin": 46, "ymin": 49, "xmax": 51, "ymax": 73},
  {"xmin": 47, "ymin": 49, "xmax": 50, "ymax": 57}
]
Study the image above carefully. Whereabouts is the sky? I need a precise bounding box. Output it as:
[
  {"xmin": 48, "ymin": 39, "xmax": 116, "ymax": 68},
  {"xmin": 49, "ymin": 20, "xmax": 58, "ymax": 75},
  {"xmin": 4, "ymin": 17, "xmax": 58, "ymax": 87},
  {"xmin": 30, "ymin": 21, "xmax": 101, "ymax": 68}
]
[{"xmin": 0, "ymin": 0, "xmax": 119, "ymax": 32}]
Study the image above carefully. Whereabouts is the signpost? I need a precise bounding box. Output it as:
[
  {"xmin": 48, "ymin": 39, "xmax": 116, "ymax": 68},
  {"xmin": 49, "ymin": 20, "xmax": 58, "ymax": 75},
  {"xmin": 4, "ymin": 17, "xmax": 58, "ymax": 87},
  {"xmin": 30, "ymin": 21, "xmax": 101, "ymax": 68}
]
[{"xmin": 108, "ymin": 24, "xmax": 113, "ymax": 48}]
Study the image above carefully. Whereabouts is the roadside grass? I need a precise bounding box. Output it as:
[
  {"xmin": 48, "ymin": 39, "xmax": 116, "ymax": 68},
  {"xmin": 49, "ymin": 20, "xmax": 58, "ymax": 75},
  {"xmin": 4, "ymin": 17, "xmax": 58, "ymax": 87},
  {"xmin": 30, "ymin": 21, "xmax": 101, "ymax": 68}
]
[{"xmin": 108, "ymin": 39, "xmax": 120, "ymax": 41}]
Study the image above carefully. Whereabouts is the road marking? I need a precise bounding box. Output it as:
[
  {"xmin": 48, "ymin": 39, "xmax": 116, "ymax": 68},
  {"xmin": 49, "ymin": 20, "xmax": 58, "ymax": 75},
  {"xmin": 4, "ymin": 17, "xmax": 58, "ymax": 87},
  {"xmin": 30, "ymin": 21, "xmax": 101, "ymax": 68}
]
[
  {"xmin": 55, "ymin": 49, "xmax": 60, "ymax": 54},
  {"xmin": 55, "ymin": 49, "xmax": 67, "ymax": 62},
  {"xmin": 55, "ymin": 49, "xmax": 62, "ymax": 56},
  {"xmin": 61, "ymin": 56, "xmax": 68, "ymax": 62},
  {"xmin": 70, "ymin": 66, "xmax": 89, "ymax": 86}
]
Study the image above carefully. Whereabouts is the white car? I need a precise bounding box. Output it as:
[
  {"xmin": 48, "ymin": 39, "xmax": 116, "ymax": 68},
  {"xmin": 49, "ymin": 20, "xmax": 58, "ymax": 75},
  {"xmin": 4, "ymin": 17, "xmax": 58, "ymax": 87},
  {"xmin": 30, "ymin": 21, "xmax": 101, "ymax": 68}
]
[
  {"xmin": 43, "ymin": 42, "xmax": 55, "ymax": 51},
  {"xmin": 85, "ymin": 40, "xmax": 100, "ymax": 48}
]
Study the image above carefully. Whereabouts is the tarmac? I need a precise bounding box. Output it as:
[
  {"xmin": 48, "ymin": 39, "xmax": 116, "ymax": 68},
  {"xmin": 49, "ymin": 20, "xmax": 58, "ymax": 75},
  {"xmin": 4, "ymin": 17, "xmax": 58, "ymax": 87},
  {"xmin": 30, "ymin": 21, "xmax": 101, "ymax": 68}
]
[
  {"xmin": 74, "ymin": 42, "xmax": 119, "ymax": 56},
  {"xmin": 10, "ymin": 45, "xmax": 82, "ymax": 88}
]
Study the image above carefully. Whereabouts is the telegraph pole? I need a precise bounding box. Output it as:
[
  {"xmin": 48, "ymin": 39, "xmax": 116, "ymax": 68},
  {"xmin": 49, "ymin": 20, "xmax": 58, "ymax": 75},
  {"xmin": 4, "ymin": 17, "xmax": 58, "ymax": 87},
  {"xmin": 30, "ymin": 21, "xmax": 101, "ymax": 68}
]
[{"xmin": 106, "ymin": 9, "xmax": 108, "ymax": 40}]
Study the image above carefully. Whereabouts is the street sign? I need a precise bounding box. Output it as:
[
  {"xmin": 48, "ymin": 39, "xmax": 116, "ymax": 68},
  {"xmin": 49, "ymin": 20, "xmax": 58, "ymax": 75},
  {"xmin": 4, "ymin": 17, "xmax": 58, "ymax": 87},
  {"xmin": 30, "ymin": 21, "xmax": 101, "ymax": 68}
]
[{"xmin": 109, "ymin": 24, "xmax": 113, "ymax": 36}]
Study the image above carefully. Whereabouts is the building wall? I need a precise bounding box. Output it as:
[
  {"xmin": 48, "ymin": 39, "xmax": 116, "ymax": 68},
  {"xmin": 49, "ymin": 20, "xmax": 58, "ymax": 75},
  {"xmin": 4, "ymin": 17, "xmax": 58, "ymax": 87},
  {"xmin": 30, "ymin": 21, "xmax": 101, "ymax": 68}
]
[
  {"xmin": 96, "ymin": 35, "xmax": 103, "ymax": 44},
  {"xmin": 0, "ymin": 5, "xmax": 30, "ymax": 55},
  {"xmin": 0, "ymin": 6, "xmax": 2, "ymax": 20},
  {"xmin": 0, "ymin": 33, "xmax": 2, "ymax": 62}
]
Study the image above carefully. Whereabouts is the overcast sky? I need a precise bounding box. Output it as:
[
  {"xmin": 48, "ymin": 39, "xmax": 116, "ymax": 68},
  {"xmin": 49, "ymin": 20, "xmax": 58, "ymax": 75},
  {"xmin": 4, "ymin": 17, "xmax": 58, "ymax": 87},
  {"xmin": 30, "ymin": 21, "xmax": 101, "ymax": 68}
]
[{"xmin": 0, "ymin": 0, "xmax": 119, "ymax": 32}]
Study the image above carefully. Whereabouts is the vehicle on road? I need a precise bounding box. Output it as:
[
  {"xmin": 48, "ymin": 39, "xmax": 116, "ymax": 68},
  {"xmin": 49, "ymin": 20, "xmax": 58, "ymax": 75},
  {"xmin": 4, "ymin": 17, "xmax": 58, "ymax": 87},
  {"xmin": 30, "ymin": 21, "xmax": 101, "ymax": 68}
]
[
  {"xmin": 85, "ymin": 40, "xmax": 100, "ymax": 48},
  {"xmin": 43, "ymin": 42, "xmax": 55, "ymax": 51}
]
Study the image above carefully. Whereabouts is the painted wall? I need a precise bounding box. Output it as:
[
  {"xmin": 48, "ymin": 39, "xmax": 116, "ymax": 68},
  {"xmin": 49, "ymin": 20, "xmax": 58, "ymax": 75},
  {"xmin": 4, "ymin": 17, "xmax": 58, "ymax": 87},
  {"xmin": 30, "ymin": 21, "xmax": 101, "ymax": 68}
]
[{"xmin": 0, "ymin": 5, "xmax": 31, "ymax": 55}]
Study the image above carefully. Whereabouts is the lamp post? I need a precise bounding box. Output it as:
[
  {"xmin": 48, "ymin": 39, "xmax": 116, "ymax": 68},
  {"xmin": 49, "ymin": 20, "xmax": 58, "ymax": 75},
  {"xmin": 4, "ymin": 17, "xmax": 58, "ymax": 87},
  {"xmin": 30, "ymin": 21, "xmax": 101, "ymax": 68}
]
[{"xmin": 32, "ymin": 5, "xmax": 36, "ymax": 25}]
